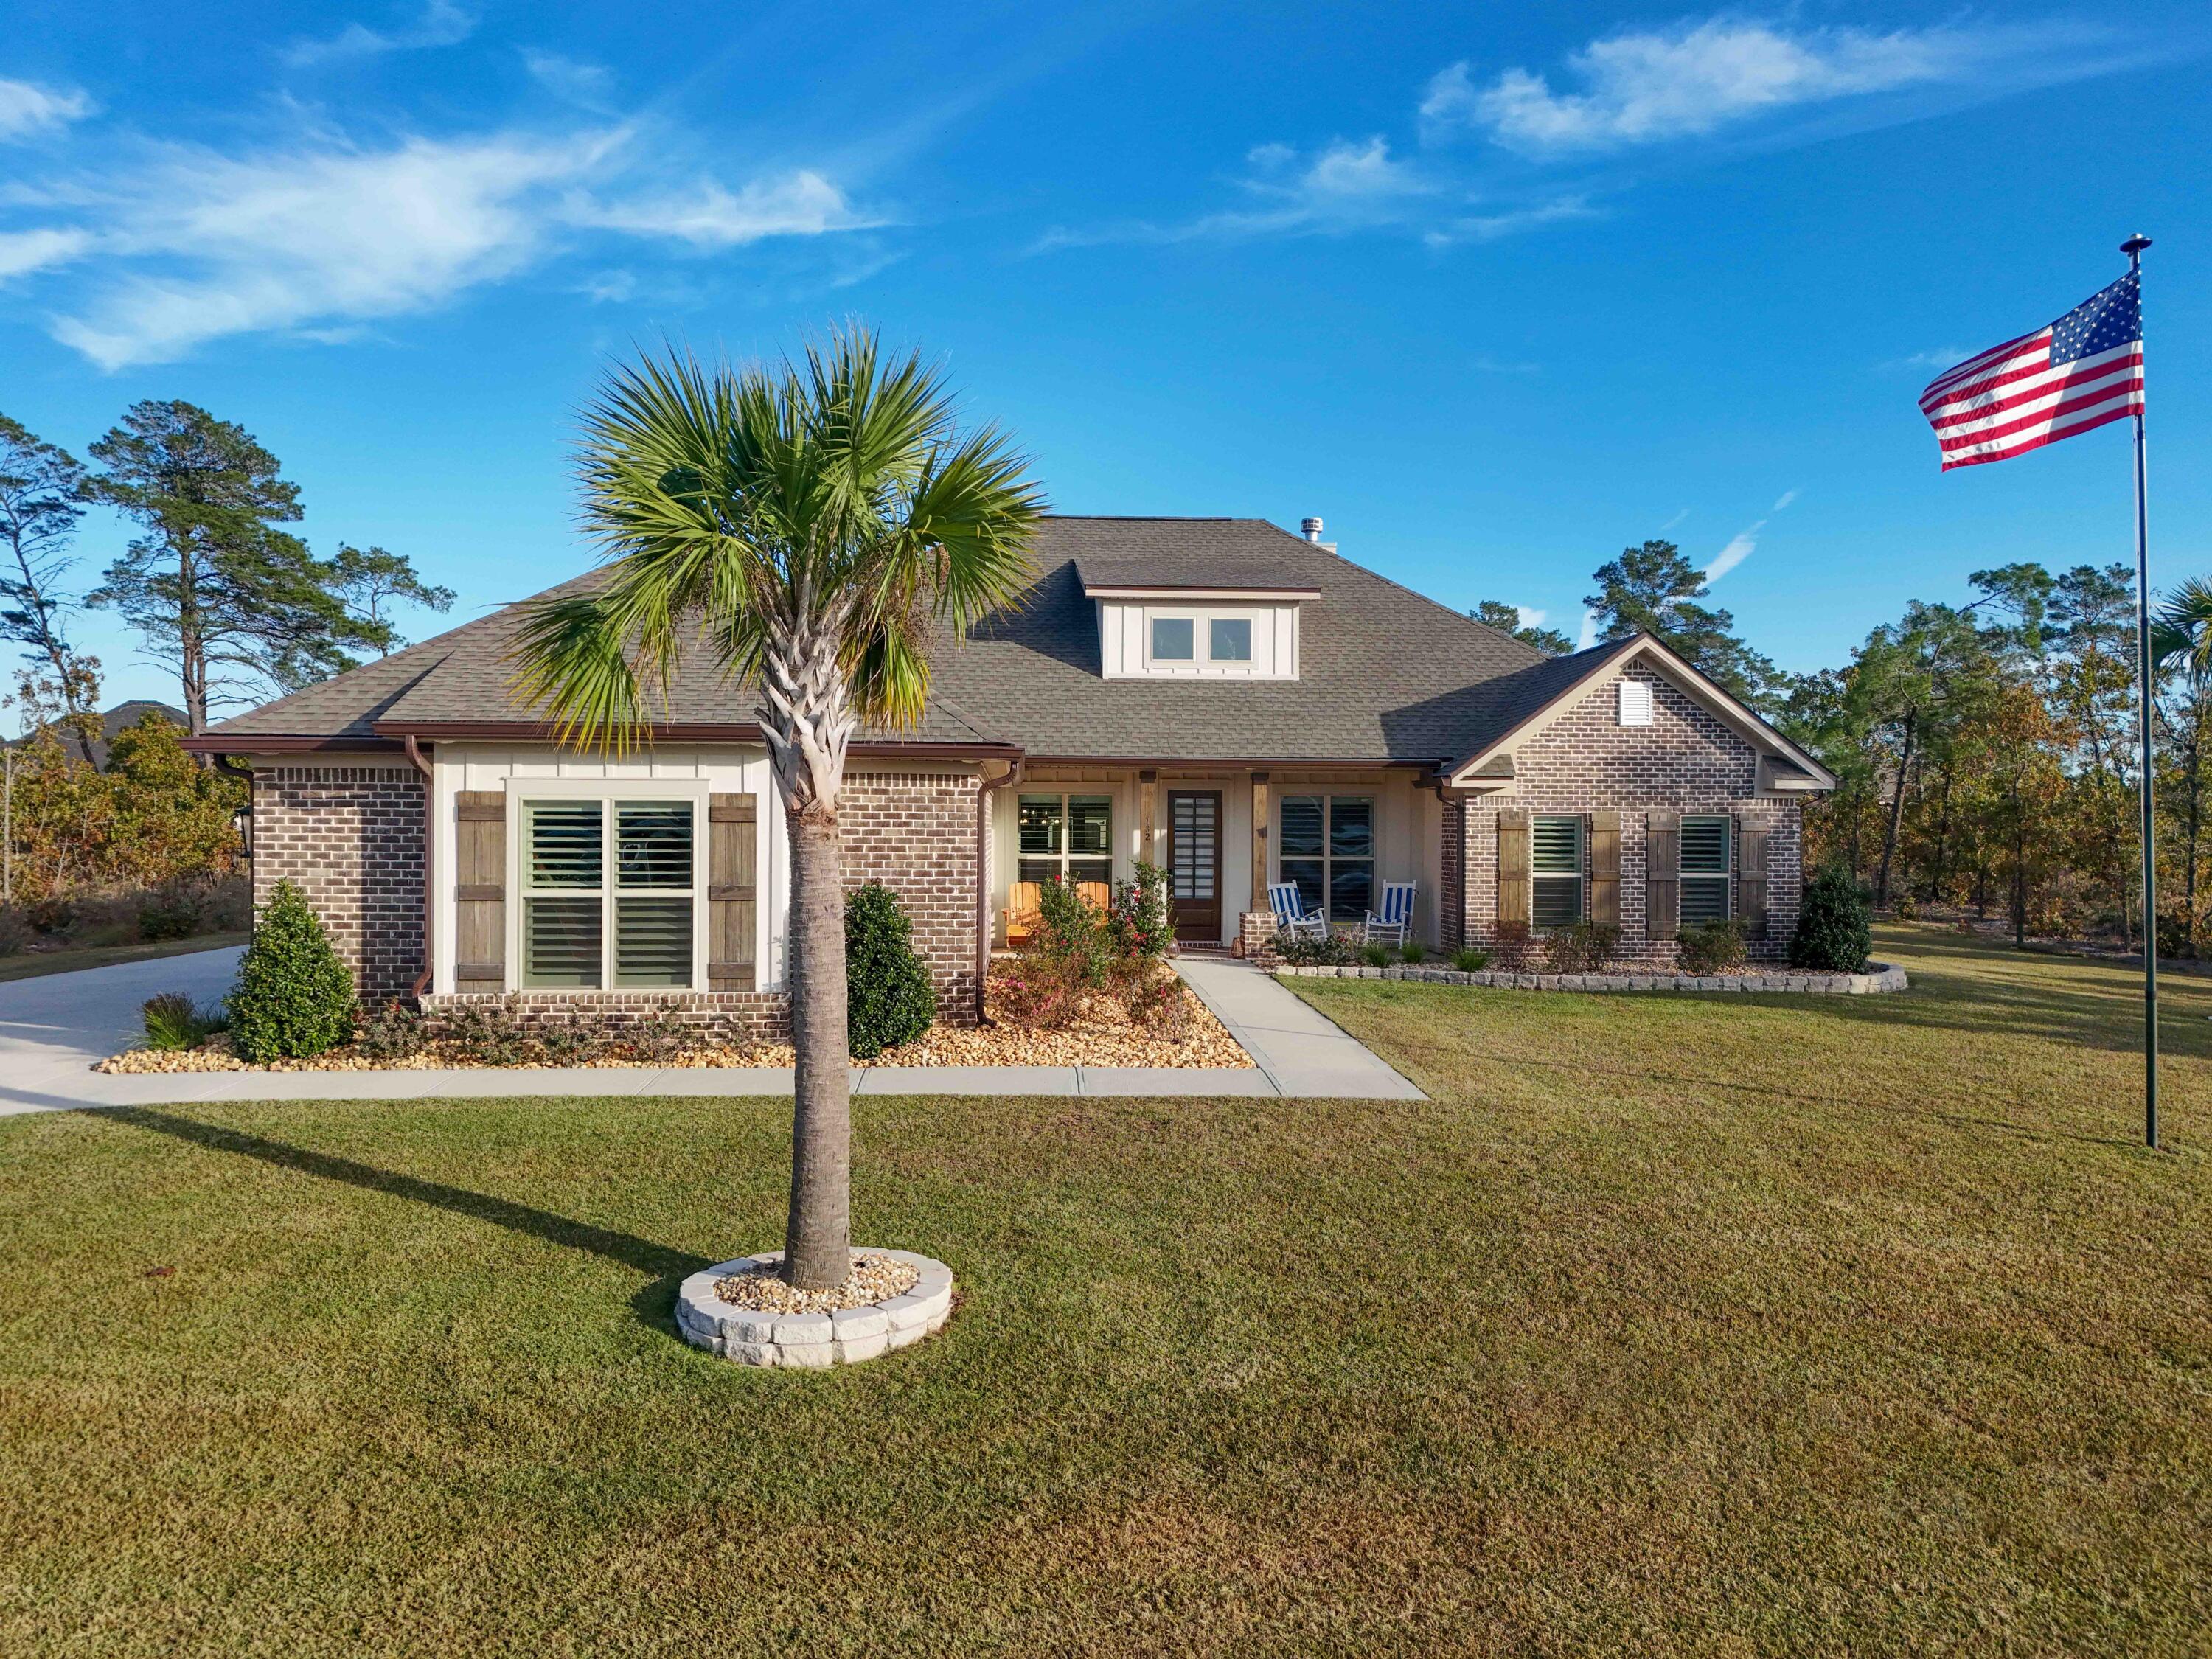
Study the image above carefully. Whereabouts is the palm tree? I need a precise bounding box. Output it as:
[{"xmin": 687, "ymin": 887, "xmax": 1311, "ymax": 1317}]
[{"xmin": 511, "ymin": 331, "xmax": 1046, "ymax": 1290}]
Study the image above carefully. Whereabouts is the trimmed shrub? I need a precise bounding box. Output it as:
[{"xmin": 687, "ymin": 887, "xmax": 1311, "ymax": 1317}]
[
  {"xmin": 1490, "ymin": 919, "xmax": 1536, "ymax": 971},
  {"xmin": 846, "ymin": 883, "xmax": 936, "ymax": 1058},
  {"xmin": 1276, "ymin": 929, "xmax": 1356, "ymax": 967},
  {"xmin": 1544, "ymin": 922, "xmax": 1618, "ymax": 974},
  {"xmin": 1790, "ymin": 865, "xmax": 1873, "ymax": 972},
  {"xmin": 355, "ymin": 999, "xmax": 428, "ymax": 1063},
  {"xmin": 228, "ymin": 880, "xmax": 355, "ymax": 1061},
  {"xmin": 1450, "ymin": 946, "xmax": 1491, "ymax": 973},
  {"xmin": 142, "ymin": 992, "xmax": 226, "ymax": 1051},
  {"xmin": 442, "ymin": 996, "xmax": 528, "ymax": 1066},
  {"xmin": 1677, "ymin": 919, "xmax": 1747, "ymax": 975}
]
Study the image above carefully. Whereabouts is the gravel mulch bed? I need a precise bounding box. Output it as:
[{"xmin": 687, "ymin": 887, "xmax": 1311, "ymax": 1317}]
[
  {"xmin": 712, "ymin": 1254, "xmax": 919, "ymax": 1314},
  {"xmin": 96, "ymin": 973, "xmax": 1251, "ymax": 1073}
]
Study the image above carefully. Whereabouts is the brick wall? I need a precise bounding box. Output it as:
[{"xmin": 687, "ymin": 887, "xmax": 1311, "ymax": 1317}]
[
  {"xmin": 1452, "ymin": 664, "xmax": 1806, "ymax": 963},
  {"xmin": 420, "ymin": 990, "xmax": 788, "ymax": 1043},
  {"xmin": 1439, "ymin": 796, "xmax": 1467, "ymax": 953},
  {"xmin": 838, "ymin": 768, "xmax": 983, "ymax": 1025},
  {"xmin": 252, "ymin": 763, "xmax": 426, "ymax": 1003}
]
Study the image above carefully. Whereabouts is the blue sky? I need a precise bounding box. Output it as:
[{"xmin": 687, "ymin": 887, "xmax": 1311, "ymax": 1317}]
[{"xmin": 2, "ymin": 1, "xmax": 2208, "ymax": 717}]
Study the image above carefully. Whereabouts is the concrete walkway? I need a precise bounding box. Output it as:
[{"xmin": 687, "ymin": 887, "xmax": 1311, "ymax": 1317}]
[{"xmin": 0, "ymin": 944, "xmax": 1421, "ymax": 1116}]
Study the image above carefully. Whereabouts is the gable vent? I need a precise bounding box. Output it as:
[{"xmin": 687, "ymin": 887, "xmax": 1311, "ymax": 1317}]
[{"xmin": 1618, "ymin": 679, "xmax": 1654, "ymax": 727}]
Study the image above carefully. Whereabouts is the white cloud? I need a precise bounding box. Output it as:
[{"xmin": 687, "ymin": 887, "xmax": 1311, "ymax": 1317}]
[
  {"xmin": 1427, "ymin": 19, "xmax": 2036, "ymax": 155},
  {"xmin": 1771, "ymin": 488, "xmax": 1798, "ymax": 512},
  {"xmin": 0, "ymin": 79, "xmax": 93, "ymax": 142},
  {"xmin": 283, "ymin": 0, "xmax": 474, "ymax": 66},
  {"xmin": 1578, "ymin": 608, "xmax": 1600, "ymax": 650},
  {"xmin": 1705, "ymin": 521, "xmax": 1764, "ymax": 583},
  {"xmin": 11, "ymin": 125, "xmax": 871, "ymax": 368},
  {"xmin": 1658, "ymin": 507, "xmax": 1690, "ymax": 532},
  {"xmin": 570, "ymin": 170, "xmax": 866, "ymax": 247},
  {"xmin": 0, "ymin": 226, "xmax": 89, "ymax": 279},
  {"xmin": 1517, "ymin": 605, "xmax": 1548, "ymax": 630},
  {"xmin": 1422, "ymin": 194, "xmax": 1598, "ymax": 247},
  {"xmin": 524, "ymin": 49, "xmax": 615, "ymax": 108}
]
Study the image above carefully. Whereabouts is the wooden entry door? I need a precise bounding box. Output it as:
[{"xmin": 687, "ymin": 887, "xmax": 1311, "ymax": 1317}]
[{"xmin": 1168, "ymin": 790, "xmax": 1222, "ymax": 941}]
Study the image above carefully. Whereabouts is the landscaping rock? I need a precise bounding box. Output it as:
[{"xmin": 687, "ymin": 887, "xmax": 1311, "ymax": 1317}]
[{"xmin": 672, "ymin": 1248, "xmax": 956, "ymax": 1370}]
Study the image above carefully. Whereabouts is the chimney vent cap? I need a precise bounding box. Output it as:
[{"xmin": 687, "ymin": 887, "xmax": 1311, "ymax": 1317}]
[{"xmin": 1301, "ymin": 516, "xmax": 1324, "ymax": 542}]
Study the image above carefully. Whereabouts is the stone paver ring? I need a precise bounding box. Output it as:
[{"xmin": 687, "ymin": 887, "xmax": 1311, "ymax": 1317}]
[{"xmin": 675, "ymin": 1249, "xmax": 953, "ymax": 1368}]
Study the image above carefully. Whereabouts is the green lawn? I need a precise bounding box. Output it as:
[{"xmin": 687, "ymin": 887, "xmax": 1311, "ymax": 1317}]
[
  {"xmin": 1, "ymin": 927, "xmax": 2207, "ymax": 1655},
  {"xmin": 0, "ymin": 931, "xmax": 244, "ymax": 984}
]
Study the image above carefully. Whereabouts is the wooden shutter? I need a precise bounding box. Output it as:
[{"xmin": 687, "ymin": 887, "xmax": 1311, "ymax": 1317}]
[
  {"xmin": 1737, "ymin": 810, "xmax": 1770, "ymax": 936},
  {"xmin": 454, "ymin": 791, "xmax": 506, "ymax": 984},
  {"xmin": 1590, "ymin": 810, "xmax": 1621, "ymax": 926},
  {"xmin": 707, "ymin": 793, "xmax": 758, "ymax": 990},
  {"xmin": 1497, "ymin": 807, "xmax": 1531, "ymax": 925},
  {"xmin": 1646, "ymin": 812, "xmax": 1681, "ymax": 942}
]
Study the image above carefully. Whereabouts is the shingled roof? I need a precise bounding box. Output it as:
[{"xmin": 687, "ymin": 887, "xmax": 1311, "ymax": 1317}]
[{"xmin": 195, "ymin": 515, "xmax": 1666, "ymax": 770}]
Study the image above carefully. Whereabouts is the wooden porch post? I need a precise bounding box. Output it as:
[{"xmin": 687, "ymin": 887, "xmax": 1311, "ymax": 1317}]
[
  {"xmin": 1138, "ymin": 769, "xmax": 1158, "ymax": 867},
  {"xmin": 1249, "ymin": 771, "xmax": 1270, "ymax": 915}
]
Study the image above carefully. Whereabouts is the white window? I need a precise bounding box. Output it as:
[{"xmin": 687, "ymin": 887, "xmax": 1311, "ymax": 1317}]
[
  {"xmin": 1531, "ymin": 815, "xmax": 1584, "ymax": 928},
  {"xmin": 1680, "ymin": 815, "xmax": 1731, "ymax": 925},
  {"xmin": 1618, "ymin": 679, "xmax": 1654, "ymax": 726},
  {"xmin": 1208, "ymin": 617, "xmax": 1252, "ymax": 661},
  {"xmin": 1279, "ymin": 795, "xmax": 1374, "ymax": 922},
  {"xmin": 1150, "ymin": 616, "xmax": 1195, "ymax": 661},
  {"xmin": 521, "ymin": 799, "xmax": 698, "ymax": 989},
  {"xmin": 1017, "ymin": 793, "xmax": 1113, "ymax": 890}
]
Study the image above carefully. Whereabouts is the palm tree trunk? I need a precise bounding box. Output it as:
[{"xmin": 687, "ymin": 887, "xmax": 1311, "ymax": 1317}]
[{"xmin": 784, "ymin": 800, "xmax": 852, "ymax": 1290}]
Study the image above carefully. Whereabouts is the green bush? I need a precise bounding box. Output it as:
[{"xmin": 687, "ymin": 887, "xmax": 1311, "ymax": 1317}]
[
  {"xmin": 1450, "ymin": 946, "xmax": 1491, "ymax": 973},
  {"xmin": 1276, "ymin": 928, "xmax": 1355, "ymax": 967},
  {"xmin": 142, "ymin": 992, "xmax": 226, "ymax": 1051},
  {"xmin": 355, "ymin": 999, "xmax": 428, "ymax": 1063},
  {"xmin": 137, "ymin": 890, "xmax": 201, "ymax": 942},
  {"xmin": 1489, "ymin": 920, "xmax": 1536, "ymax": 971},
  {"xmin": 1105, "ymin": 860, "xmax": 1173, "ymax": 959},
  {"xmin": 1360, "ymin": 942, "xmax": 1394, "ymax": 967},
  {"xmin": 1790, "ymin": 865, "xmax": 1873, "ymax": 972},
  {"xmin": 1677, "ymin": 919, "xmax": 1747, "ymax": 975},
  {"xmin": 1032, "ymin": 875, "xmax": 1112, "ymax": 984},
  {"xmin": 1399, "ymin": 942, "xmax": 1427, "ymax": 964},
  {"xmin": 1544, "ymin": 922, "xmax": 1619, "ymax": 973},
  {"xmin": 846, "ymin": 883, "xmax": 936, "ymax": 1058},
  {"xmin": 228, "ymin": 880, "xmax": 355, "ymax": 1061}
]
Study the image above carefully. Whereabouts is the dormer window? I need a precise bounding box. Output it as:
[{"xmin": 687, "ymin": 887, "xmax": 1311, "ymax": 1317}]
[
  {"xmin": 1209, "ymin": 618, "xmax": 1251, "ymax": 661},
  {"xmin": 1152, "ymin": 617, "xmax": 1195, "ymax": 661},
  {"xmin": 1082, "ymin": 556, "xmax": 1317, "ymax": 681}
]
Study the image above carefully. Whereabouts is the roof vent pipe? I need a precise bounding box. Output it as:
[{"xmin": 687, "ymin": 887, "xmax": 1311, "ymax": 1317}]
[{"xmin": 1301, "ymin": 516, "xmax": 1324, "ymax": 543}]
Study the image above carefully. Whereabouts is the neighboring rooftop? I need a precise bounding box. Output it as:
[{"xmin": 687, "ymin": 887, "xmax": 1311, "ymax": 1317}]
[{"xmin": 13, "ymin": 700, "xmax": 190, "ymax": 768}]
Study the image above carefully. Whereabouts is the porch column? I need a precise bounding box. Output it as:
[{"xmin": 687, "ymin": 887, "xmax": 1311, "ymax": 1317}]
[
  {"xmin": 1249, "ymin": 770, "xmax": 1270, "ymax": 914},
  {"xmin": 1138, "ymin": 769, "xmax": 1158, "ymax": 868}
]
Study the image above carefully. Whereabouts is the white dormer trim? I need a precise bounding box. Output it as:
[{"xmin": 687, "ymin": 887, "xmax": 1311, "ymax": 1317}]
[
  {"xmin": 1082, "ymin": 583, "xmax": 1321, "ymax": 602},
  {"xmin": 1096, "ymin": 597, "xmax": 1301, "ymax": 680}
]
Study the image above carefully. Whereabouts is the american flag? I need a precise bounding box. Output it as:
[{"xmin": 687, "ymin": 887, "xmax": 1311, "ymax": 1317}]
[{"xmin": 1919, "ymin": 271, "xmax": 2143, "ymax": 470}]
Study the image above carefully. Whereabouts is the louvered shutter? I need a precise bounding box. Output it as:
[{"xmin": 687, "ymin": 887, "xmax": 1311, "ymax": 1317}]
[
  {"xmin": 454, "ymin": 790, "xmax": 506, "ymax": 984},
  {"xmin": 1497, "ymin": 807, "xmax": 1531, "ymax": 925},
  {"xmin": 707, "ymin": 793, "xmax": 758, "ymax": 990},
  {"xmin": 1646, "ymin": 811, "xmax": 1681, "ymax": 942},
  {"xmin": 1590, "ymin": 810, "xmax": 1621, "ymax": 926},
  {"xmin": 1738, "ymin": 811, "xmax": 1770, "ymax": 936}
]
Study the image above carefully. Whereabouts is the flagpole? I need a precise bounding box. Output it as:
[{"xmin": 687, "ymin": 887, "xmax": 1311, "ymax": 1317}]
[{"xmin": 2124, "ymin": 231, "xmax": 2157, "ymax": 1150}]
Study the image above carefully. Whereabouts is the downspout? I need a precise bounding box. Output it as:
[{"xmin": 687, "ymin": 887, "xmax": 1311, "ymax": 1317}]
[
  {"xmin": 404, "ymin": 735, "xmax": 434, "ymax": 999},
  {"xmin": 975, "ymin": 757, "xmax": 1023, "ymax": 1025}
]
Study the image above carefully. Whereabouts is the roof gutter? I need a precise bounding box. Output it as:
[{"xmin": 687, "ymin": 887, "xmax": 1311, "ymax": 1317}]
[
  {"xmin": 404, "ymin": 735, "xmax": 434, "ymax": 1000},
  {"xmin": 181, "ymin": 733, "xmax": 405, "ymax": 755}
]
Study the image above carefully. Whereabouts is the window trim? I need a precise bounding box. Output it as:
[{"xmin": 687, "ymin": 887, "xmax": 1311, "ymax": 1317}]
[
  {"xmin": 1531, "ymin": 813, "xmax": 1585, "ymax": 930},
  {"xmin": 1015, "ymin": 790, "xmax": 1115, "ymax": 891},
  {"xmin": 1276, "ymin": 792, "xmax": 1377, "ymax": 924},
  {"xmin": 505, "ymin": 780, "xmax": 709, "ymax": 992},
  {"xmin": 1679, "ymin": 813, "xmax": 1733, "ymax": 926}
]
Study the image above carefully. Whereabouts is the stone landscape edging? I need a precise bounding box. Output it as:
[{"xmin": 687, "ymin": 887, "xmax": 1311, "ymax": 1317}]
[
  {"xmin": 1275, "ymin": 961, "xmax": 1907, "ymax": 995},
  {"xmin": 674, "ymin": 1248, "xmax": 953, "ymax": 1368}
]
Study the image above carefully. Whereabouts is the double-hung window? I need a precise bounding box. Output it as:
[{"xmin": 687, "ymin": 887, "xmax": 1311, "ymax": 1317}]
[
  {"xmin": 521, "ymin": 799, "xmax": 698, "ymax": 989},
  {"xmin": 1680, "ymin": 815, "xmax": 1732, "ymax": 925},
  {"xmin": 1279, "ymin": 795, "xmax": 1374, "ymax": 922},
  {"xmin": 1531, "ymin": 815, "xmax": 1585, "ymax": 928},
  {"xmin": 1017, "ymin": 793, "xmax": 1112, "ymax": 889}
]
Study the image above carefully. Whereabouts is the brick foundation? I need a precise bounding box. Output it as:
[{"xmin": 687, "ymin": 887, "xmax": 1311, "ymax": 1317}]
[
  {"xmin": 1451, "ymin": 664, "xmax": 1806, "ymax": 964},
  {"xmin": 251, "ymin": 763, "xmax": 426, "ymax": 1004},
  {"xmin": 420, "ymin": 990, "xmax": 789, "ymax": 1043}
]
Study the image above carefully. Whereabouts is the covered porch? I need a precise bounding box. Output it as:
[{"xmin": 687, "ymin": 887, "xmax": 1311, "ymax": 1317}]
[{"xmin": 988, "ymin": 762, "xmax": 1446, "ymax": 952}]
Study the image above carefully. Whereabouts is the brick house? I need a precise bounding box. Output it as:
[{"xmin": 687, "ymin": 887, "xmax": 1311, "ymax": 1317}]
[{"xmin": 188, "ymin": 516, "xmax": 1834, "ymax": 1031}]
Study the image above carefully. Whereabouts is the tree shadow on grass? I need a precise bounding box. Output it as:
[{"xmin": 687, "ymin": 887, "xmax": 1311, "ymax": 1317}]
[{"xmin": 92, "ymin": 1105, "xmax": 715, "ymax": 1339}]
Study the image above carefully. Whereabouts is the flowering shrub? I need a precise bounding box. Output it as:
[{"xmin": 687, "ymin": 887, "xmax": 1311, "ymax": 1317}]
[
  {"xmin": 1275, "ymin": 928, "xmax": 1357, "ymax": 967},
  {"xmin": 1105, "ymin": 860, "xmax": 1173, "ymax": 959}
]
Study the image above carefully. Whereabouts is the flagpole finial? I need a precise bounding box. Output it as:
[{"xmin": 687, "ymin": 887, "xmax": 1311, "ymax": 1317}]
[{"xmin": 2123, "ymin": 232, "xmax": 2152, "ymax": 259}]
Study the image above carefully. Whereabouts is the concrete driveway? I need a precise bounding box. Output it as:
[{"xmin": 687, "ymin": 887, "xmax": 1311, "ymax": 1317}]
[{"xmin": 0, "ymin": 945, "xmax": 243, "ymax": 1115}]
